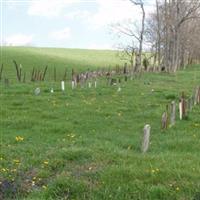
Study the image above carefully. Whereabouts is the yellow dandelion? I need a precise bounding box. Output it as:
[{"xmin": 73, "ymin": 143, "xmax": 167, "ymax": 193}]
[
  {"xmin": 42, "ymin": 185, "xmax": 47, "ymax": 189},
  {"xmin": 13, "ymin": 159, "xmax": 20, "ymax": 164},
  {"xmin": 176, "ymin": 187, "xmax": 180, "ymax": 191},
  {"xmin": 127, "ymin": 145, "xmax": 132, "ymax": 150},
  {"xmin": 15, "ymin": 136, "xmax": 24, "ymax": 141},
  {"xmin": 151, "ymin": 169, "xmax": 155, "ymax": 173},
  {"xmin": 43, "ymin": 161, "xmax": 49, "ymax": 165},
  {"xmin": 0, "ymin": 157, "xmax": 3, "ymax": 160},
  {"xmin": 2, "ymin": 168, "xmax": 6, "ymax": 172},
  {"xmin": 156, "ymin": 168, "xmax": 160, "ymax": 172},
  {"xmin": 71, "ymin": 134, "xmax": 75, "ymax": 138}
]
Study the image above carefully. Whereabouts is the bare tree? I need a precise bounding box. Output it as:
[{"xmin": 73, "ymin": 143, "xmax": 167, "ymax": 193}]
[
  {"xmin": 112, "ymin": 0, "xmax": 146, "ymax": 72},
  {"xmin": 146, "ymin": 0, "xmax": 200, "ymax": 72}
]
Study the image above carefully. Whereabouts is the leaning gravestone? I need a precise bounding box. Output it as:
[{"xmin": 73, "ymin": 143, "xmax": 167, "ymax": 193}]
[{"xmin": 34, "ymin": 87, "xmax": 40, "ymax": 95}]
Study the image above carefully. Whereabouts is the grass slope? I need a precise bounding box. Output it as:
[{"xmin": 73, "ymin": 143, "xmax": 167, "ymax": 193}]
[
  {"xmin": 0, "ymin": 47, "xmax": 200, "ymax": 199},
  {"xmin": 0, "ymin": 47, "xmax": 123, "ymax": 81}
]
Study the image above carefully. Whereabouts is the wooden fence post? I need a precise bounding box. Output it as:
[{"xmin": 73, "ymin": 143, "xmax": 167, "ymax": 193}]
[{"xmin": 141, "ymin": 124, "xmax": 151, "ymax": 153}]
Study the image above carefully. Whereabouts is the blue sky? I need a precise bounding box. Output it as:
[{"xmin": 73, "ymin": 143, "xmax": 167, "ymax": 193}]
[{"xmin": 1, "ymin": 0, "xmax": 155, "ymax": 49}]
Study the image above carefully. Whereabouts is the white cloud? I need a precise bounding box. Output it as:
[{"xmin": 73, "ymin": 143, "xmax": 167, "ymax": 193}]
[
  {"xmin": 88, "ymin": 0, "xmax": 141, "ymax": 29},
  {"xmin": 28, "ymin": 0, "xmax": 81, "ymax": 17},
  {"xmin": 49, "ymin": 27, "xmax": 71, "ymax": 40},
  {"xmin": 88, "ymin": 0, "xmax": 155, "ymax": 29},
  {"xmin": 64, "ymin": 10, "xmax": 90, "ymax": 20},
  {"xmin": 87, "ymin": 43, "xmax": 114, "ymax": 50},
  {"xmin": 5, "ymin": 34, "xmax": 33, "ymax": 46}
]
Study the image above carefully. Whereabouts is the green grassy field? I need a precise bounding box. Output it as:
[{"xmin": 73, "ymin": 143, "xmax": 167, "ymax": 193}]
[
  {"xmin": 0, "ymin": 47, "xmax": 124, "ymax": 81},
  {"xmin": 0, "ymin": 47, "xmax": 200, "ymax": 200}
]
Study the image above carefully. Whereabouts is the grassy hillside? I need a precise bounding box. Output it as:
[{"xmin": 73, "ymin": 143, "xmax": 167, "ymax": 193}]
[
  {"xmin": 0, "ymin": 47, "xmax": 124, "ymax": 81},
  {"xmin": 0, "ymin": 47, "xmax": 200, "ymax": 199}
]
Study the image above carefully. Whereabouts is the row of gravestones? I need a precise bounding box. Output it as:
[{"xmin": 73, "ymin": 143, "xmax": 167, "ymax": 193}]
[
  {"xmin": 34, "ymin": 77, "xmax": 124, "ymax": 95},
  {"xmin": 35, "ymin": 80, "xmax": 100, "ymax": 95},
  {"xmin": 141, "ymin": 86, "xmax": 200, "ymax": 153}
]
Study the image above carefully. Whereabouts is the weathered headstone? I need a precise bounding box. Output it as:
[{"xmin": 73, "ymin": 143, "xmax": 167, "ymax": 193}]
[
  {"xmin": 179, "ymin": 99, "xmax": 183, "ymax": 120},
  {"xmin": 94, "ymin": 81, "xmax": 97, "ymax": 88},
  {"xmin": 161, "ymin": 112, "xmax": 168, "ymax": 129},
  {"xmin": 194, "ymin": 87, "xmax": 199, "ymax": 105},
  {"xmin": 34, "ymin": 87, "xmax": 40, "ymax": 95},
  {"xmin": 88, "ymin": 82, "xmax": 92, "ymax": 88},
  {"xmin": 72, "ymin": 81, "xmax": 75, "ymax": 89},
  {"xmin": 178, "ymin": 92, "xmax": 188, "ymax": 120},
  {"xmin": 141, "ymin": 124, "xmax": 151, "ymax": 153},
  {"xmin": 117, "ymin": 87, "xmax": 121, "ymax": 92},
  {"xmin": 61, "ymin": 81, "xmax": 65, "ymax": 91},
  {"xmin": 197, "ymin": 87, "xmax": 200, "ymax": 104},
  {"xmin": 170, "ymin": 101, "xmax": 176, "ymax": 126}
]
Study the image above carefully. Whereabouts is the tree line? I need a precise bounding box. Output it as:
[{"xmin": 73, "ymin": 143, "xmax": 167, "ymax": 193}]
[{"xmin": 115, "ymin": 0, "xmax": 200, "ymax": 72}]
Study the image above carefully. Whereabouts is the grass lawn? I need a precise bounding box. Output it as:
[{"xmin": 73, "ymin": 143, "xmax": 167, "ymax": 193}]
[{"xmin": 0, "ymin": 47, "xmax": 200, "ymax": 199}]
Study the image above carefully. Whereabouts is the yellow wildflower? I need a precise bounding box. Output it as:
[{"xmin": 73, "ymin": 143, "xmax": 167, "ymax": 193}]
[
  {"xmin": 15, "ymin": 136, "xmax": 24, "ymax": 141},
  {"xmin": 42, "ymin": 185, "xmax": 47, "ymax": 189},
  {"xmin": 13, "ymin": 159, "xmax": 20, "ymax": 164},
  {"xmin": 43, "ymin": 161, "xmax": 49, "ymax": 165},
  {"xmin": 2, "ymin": 168, "xmax": 6, "ymax": 172}
]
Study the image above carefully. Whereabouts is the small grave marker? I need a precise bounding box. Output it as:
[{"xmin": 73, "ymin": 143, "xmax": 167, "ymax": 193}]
[
  {"xmin": 179, "ymin": 99, "xmax": 183, "ymax": 120},
  {"xmin": 72, "ymin": 81, "xmax": 75, "ymax": 89},
  {"xmin": 161, "ymin": 112, "xmax": 168, "ymax": 129},
  {"xmin": 141, "ymin": 124, "xmax": 151, "ymax": 153},
  {"xmin": 61, "ymin": 81, "xmax": 65, "ymax": 91},
  {"xmin": 117, "ymin": 87, "xmax": 121, "ymax": 92},
  {"xmin": 170, "ymin": 101, "xmax": 176, "ymax": 126},
  {"xmin": 34, "ymin": 87, "xmax": 40, "ymax": 95},
  {"xmin": 88, "ymin": 82, "xmax": 92, "ymax": 88}
]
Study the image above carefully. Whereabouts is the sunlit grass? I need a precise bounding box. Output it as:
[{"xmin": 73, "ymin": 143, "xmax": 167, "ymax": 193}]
[{"xmin": 0, "ymin": 47, "xmax": 200, "ymax": 199}]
